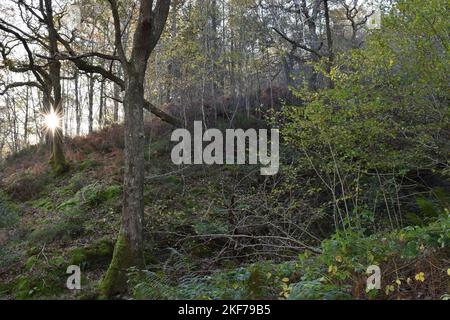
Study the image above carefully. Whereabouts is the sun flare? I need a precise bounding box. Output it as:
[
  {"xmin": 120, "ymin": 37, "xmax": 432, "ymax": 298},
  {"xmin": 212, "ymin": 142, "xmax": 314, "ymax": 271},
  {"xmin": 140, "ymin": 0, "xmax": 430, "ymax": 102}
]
[{"xmin": 44, "ymin": 109, "xmax": 61, "ymax": 134}]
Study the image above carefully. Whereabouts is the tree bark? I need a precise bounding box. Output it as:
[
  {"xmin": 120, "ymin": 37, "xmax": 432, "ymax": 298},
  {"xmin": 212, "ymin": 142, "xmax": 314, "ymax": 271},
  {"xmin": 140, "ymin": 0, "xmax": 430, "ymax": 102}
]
[
  {"xmin": 113, "ymin": 65, "xmax": 122, "ymax": 123},
  {"xmin": 99, "ymin": 78, "xmax": 105, "ymax": 128},
  {"xmin": 100, "ymin": 0, "xmax": 171, "ymax": 298},
  {"xmin": 74, "ymin": 70, "xmax": 81, "ymax": 135},
  {"xmin": 45, "ymin": 0, "xmax": 68, "ymax": 174},
  {"xmin": 88, "ymin": 74, "xmax": 94, "ymax": 134},
  {"xmin": 323, "ymin": 0, "xmax": 334, "ymax": 89},
  {"xmin": 24, "ymin": 83, "xmax": 29, "ymax": 146}
]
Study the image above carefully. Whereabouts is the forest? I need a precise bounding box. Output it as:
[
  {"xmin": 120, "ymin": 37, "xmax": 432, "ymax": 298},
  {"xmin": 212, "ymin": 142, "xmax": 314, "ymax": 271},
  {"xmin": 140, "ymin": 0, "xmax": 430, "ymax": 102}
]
[{"xmin": 0, "ymin": 0, "xmax": 448, "ymax": 302}]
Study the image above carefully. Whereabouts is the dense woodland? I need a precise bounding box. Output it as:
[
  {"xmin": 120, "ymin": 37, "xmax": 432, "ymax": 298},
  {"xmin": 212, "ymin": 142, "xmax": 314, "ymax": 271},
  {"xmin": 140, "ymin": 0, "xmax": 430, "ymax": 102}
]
[{"xmin": 0, "ymin": 0, "xmax": 448, "ymax": 300}]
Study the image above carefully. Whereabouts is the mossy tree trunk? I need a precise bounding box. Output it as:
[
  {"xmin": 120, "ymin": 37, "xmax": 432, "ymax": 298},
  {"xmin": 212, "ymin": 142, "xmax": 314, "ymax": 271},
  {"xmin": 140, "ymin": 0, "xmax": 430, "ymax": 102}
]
[
  {"xmin": 100, "ymin": 0, "xmax": 172, "ymax": 298},
  {"xmin": 100, "ymin": 75, "xmax": 146, "ymax": 296},
  {"xmin": 45, "ymin": 0, "xmax": 69, "ymax": 175}
]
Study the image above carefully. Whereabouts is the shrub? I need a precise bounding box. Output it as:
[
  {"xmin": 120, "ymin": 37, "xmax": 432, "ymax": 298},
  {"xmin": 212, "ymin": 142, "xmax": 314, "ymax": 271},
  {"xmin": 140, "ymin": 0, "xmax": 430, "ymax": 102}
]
[
  {"xmin": 4, "ymin": 171, "xmax": 51, "ymax": 202},
  {"xmin": 281, "ymin": 0, "xmax": 449, "ymax": 231},
  {"xmin": 289, "ymin": 213, "xmax": 450, "ymax": 299}
]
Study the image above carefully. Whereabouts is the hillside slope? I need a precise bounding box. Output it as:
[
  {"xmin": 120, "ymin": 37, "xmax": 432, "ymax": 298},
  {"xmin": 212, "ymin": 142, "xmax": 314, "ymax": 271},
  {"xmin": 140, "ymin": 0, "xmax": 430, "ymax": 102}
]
[{"xmin": 0, "ymin": 124, "xmax": 449, "ymax": 300}]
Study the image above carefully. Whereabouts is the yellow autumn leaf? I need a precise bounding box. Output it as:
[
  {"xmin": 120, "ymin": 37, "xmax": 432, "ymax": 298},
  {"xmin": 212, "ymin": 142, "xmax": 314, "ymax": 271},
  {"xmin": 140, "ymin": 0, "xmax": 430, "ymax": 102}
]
[
  {"xmin": 281, "ymin": 277, "xmax": 290, "ymax": 283},
  {"xmin": 415, "ymin": 272, "xmax": 425, "ymax": 282},
  {"xmin": 447, "ymin": 268, "xmax": 450, "ymax": 276},
  {"xmin": 328, "ymin": 265, "xmax": 337, "ymax": 274},
  {"xmin": 385, "ymin": 284, "xmax": 395, "ymax": 295},
  {"xmin": 335, "ymin": 255, "xmax": 343, "ymax": 263}
]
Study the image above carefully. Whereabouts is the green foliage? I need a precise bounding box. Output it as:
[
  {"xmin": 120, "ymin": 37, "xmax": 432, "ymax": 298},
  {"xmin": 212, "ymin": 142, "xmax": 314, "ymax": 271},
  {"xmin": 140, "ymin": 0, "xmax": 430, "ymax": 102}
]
[
  {"xmin": 407, "ymin": 193, "xmax": 448, "ymax": 226},
  {"xmin": 147, "ymin": 133, "xmax": 173, "ymax": 160},
  {"xmin": 11, "ymin": 273, "xmax": 64, "ymax": 300},
  {"xmin": 2, "ymin": 247, "xmax": 68, "ymax": 299},
  {"xmin": 129, "ymin": 261, "xmax": 297, "ymax": 300},
  {"xmin": 78, "ymin": 158, "xmax": 99, "ymax": 171},
  {"xmin": 29, "ymin": 197, "xmax": 54, "ymax": 212},
  {"xmin": 0, "ymin": 192, "xmax": 19, "ymax": 228},
  {"xmin": 26, "ymin": 183, "xmax": 122, "ymax": 246},
  {"xmin": 100, "ymin": 185, "xmax": 122, "ymax": 204},
  {"xmin": 281, "ymin": 0, "xmax": 449, "ymax": 231},
  {"xmin": 57, "ymin": 182, "xmax": 122, "ymax": 211},
  {"xmin": 288, "ymin": 213, "xmax": 449, "ymax": 299},
  {"xmin": 3, "ymin": 0, "xmax": 448, "ymax": 299},
  {"xmin": 289, "ymin": 279, "xmax": 351, "ymax": 300}
]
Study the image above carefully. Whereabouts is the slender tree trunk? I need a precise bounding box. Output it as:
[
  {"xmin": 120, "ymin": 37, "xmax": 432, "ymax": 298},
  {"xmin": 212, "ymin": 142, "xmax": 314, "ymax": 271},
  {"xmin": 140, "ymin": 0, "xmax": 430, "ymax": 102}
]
[
  {"xmin": 100, "ymin": 0, "xmax": 171, "ymax": 298},
  {"xmin": 301, "ymin": 0, "xmax": 321, "ymax": 90},
  {"xmin": 63, "ymin": 78, "xmax": 68, "ymax": 134},
  {"xmin": 100, "ymin": 73, "xmax": 146, "ymax": 297},
  {"xmin": 35, "ymin": 90, "xmax": 44, "ymax": 143},
  {"xmin": 24, "ymin": 84, "xmax": 29, "ymax": 146},
  {"xmin": 113, "ymin": 64, "xmax": 122, "ymax": 123},
  {"xmin": 88, "ymin": 74, "xmax": 94, "ymax": 134},
  {"xmin": 74, "ymin": 71, "xmax": 81, "ymax": 135},
  {"xmin": 6, "ymin": 93, "xmax": 18, "ymax": 153},
  {"xmin": 323, "ymin": 0, "xmax": 334, "ymax": 89},
  {"xmin": 99, "ymin": 79, "xmax": 105, "ymax": 128},
  {"xmin": 113, "ymin": 83, "xmax": 120, "ymax": 123}
]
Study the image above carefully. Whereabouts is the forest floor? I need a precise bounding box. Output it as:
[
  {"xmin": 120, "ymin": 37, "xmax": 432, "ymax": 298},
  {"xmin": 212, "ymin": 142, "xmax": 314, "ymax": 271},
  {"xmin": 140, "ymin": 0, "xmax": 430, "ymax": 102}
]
[{"xmin": 0, "ymin": 122, "xmax": 449, "ymax": 300}]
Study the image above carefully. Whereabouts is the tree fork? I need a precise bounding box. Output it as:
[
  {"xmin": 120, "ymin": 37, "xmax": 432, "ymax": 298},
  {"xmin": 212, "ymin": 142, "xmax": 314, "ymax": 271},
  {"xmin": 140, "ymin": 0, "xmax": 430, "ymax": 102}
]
[{"xmin": 99, "ymin": 0, "xmax": 172, "ymax": 298}]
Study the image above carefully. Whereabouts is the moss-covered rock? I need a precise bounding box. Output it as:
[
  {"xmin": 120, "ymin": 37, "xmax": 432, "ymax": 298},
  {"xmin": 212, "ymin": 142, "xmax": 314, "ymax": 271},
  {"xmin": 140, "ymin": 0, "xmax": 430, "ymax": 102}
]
[
  {"xmin": 10, "ymin": 271, "xmax": 65, "ymax": 300},
  {"xmin": 69, "ymin": 239, "xmax": 114, "ymax": 270},
  {"xmin": 99, "ymin": 185, "xmax": 122, "ymax": 204}
]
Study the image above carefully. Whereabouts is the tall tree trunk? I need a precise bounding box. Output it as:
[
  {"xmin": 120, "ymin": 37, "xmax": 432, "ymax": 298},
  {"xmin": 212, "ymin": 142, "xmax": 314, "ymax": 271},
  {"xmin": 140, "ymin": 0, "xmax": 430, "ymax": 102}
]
[
  {"xmin": 166, "ymin": 0, "xmax": 180, "ymax": 104},
  {"xmin": 100, "ymin": 0, "xmax": 171, "ymax": 298},
  {"xmin": 113, "ymin": 82, "xmax": 120, "ymax": 123},
  {"xmin": 101, "ymin": 74, "xmax": 146, "ymax": 295},
  {"xmin": 45, "ymin": 0, "xmax": 68, "ymax": 174},
  {"xmin": 99, "ymin": 79, "xmax": 105, "ymax": 128},
  {"xmin": 88, "ymin": 74, "xmax": 94, "ymax": 134},
  {"xmin": 63, "ymin": 78, "xmax": 68, "ymax": 134},
  {"xmin": 74, "ymin": 70, "xmax": 81, "ymax": 135},
  {"xmin": 301, "ymin": 0, "xmax": 321, "ymax": 91},
  {"xmin": 113, "ymin": 64, "xmax": 122, "ymax": 123},
  {"xmin": 323, "ymin": 0, "xmax": 334, "ymax": 89},
  {"xmin": 24, "ymin": 83, "xmax": 29, "ymax": 146}
]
